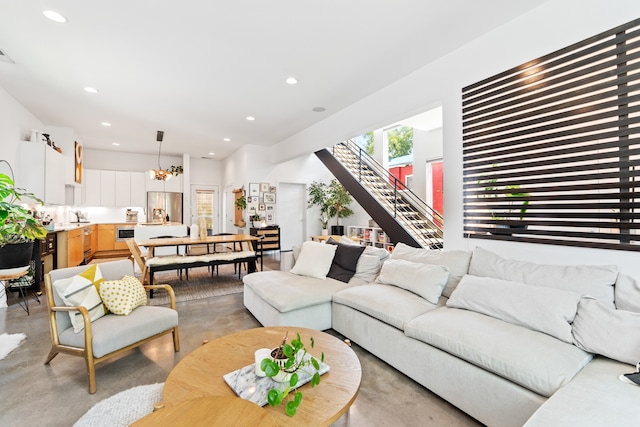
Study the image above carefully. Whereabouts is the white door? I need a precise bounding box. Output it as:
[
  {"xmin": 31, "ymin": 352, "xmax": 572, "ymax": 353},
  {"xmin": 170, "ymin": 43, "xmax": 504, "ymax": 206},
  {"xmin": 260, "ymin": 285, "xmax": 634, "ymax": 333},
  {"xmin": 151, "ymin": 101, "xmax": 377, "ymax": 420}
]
[
  {"xmin": 278, "ymin": 182, "xmax": 306, "ymax": 251},
  {"xmin": 190, "ymin": 185, "xmax": 219, "ymax": 235},
  {"xmin": 224, "ymin": 185, "xmax": 237, "ymax": 233}
]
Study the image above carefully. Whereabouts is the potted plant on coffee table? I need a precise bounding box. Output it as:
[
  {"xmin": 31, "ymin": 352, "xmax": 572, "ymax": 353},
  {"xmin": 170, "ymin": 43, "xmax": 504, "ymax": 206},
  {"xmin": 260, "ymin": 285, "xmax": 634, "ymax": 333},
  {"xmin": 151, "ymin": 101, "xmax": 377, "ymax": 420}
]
[
  {"xmin": 260, "ymin": 332, "xmax": 324, "ymax": 417},
  {"xmin": 0, "ymin": 170, "xmax": 47, "ymax": 271}
]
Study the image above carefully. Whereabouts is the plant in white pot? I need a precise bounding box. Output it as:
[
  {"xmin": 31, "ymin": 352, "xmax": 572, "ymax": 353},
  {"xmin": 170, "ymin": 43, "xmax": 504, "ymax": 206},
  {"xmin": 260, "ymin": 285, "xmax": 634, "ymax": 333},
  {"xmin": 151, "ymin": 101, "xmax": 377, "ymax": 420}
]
[{"xmin": 0, "ymin": 170, "xmax": 47, "ymax": 271}]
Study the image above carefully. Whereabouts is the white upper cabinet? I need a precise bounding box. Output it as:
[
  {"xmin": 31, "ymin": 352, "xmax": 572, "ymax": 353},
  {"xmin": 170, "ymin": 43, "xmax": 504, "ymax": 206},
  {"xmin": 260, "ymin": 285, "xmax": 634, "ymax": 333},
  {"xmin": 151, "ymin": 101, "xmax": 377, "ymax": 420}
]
[
  {"xmin": 82, "ymin": 169, "xmax": 147, "ymax": 207},
  {"xmin": 17, "ymin": 141, "xmax": 66, "ymax": 205},
  {"xmin": 146, "ymin": 174, "xmax": 182, "ymax": 192}
]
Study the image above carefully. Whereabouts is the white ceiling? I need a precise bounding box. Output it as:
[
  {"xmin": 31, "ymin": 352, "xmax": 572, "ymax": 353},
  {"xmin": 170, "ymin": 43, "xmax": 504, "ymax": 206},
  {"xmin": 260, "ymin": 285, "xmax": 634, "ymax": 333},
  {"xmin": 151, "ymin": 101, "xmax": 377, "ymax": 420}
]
[{"xmin": 0, "ymin": 1, "xmax": 547, "ymax": 159}]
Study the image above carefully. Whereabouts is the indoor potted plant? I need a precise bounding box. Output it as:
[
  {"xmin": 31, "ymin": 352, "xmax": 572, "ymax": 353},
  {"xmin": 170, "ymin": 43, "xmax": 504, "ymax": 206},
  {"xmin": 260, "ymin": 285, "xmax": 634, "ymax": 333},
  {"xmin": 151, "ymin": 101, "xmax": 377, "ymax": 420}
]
[
  {"xmin": 234, "ymin": 193, "xmax": 247, "ymax": 227},
  {"xmin": 307, "ymin": 180, "xmax": 331, "ymax": 235},
  {"xmin": 327, "ymin": 179, "xmax": 354, "ymax": 236},
  {"xmin": 251, "ymin": 211, "xmax": 262, "ymax": 228},
  {"xmin": 260, "ymin": 332, "xmax": 324, "ymax": 417},
  {"xmin": 0, "ymin": 171, "xmax": 47, "ymax": 270}
]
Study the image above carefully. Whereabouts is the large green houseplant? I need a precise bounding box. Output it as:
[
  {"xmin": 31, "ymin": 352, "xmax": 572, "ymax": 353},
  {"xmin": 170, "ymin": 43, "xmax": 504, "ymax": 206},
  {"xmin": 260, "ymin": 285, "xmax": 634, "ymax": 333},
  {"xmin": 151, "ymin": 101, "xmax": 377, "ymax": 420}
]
[
  {"xmin": 0, "ymin": 171, "xmax": 47, "ymax": 269},
  {"xmin": 307, "ymin": 179, "xmax": 354, "ymax": 235}
]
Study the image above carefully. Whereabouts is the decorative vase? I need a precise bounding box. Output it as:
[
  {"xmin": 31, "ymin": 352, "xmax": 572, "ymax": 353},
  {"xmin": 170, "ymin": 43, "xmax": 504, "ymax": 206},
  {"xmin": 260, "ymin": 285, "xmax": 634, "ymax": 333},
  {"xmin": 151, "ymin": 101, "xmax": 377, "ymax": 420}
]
[
  {"xmin": 270, "ymin": 347, "xmax": 301, "ymax": 383},
  {"xmin": 330, "ymin": 225, "xmax": 344, "ymax": 236}
]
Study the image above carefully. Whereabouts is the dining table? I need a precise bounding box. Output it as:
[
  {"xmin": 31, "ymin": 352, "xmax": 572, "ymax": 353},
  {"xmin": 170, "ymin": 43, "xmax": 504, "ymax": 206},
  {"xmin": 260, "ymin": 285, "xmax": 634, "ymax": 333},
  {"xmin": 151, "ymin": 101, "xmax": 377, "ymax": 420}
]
[{"xmin": 137, "ymin": 233, "xmax": 259, "ymax": 258}]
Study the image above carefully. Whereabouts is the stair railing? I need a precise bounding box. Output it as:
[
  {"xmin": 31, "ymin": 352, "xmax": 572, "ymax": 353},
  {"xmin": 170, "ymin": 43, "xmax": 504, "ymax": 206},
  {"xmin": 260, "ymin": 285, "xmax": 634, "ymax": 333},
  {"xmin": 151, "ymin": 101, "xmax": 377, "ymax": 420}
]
[{"xmin": 332, "ymin": 140, "xmax": 444, "ymax": 247}]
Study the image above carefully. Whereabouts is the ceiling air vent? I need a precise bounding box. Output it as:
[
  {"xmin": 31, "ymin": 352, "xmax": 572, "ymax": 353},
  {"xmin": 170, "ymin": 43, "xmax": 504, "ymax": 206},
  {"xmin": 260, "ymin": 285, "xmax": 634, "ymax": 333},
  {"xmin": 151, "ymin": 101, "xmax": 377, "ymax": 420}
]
[{"xmin": 0, "ymin": 48, "xmax": 15, "ymax": 63}]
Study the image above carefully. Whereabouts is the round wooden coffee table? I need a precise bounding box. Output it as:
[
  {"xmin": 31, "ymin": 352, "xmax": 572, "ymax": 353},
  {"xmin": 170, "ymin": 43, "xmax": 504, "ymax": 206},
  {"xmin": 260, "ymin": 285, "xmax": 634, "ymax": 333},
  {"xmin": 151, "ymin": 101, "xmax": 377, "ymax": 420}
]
[{"xmin": 161, "ymin": 326, "xmax": 361, "ymax": 426}]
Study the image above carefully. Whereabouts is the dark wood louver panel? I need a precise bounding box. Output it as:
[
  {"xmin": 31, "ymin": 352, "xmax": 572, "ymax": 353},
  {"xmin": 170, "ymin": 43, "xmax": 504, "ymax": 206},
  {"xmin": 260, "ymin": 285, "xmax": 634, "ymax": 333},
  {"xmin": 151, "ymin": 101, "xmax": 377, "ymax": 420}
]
[{"xmin": 462, "ymin": 18, "xmax": 640, "ymax": 251}]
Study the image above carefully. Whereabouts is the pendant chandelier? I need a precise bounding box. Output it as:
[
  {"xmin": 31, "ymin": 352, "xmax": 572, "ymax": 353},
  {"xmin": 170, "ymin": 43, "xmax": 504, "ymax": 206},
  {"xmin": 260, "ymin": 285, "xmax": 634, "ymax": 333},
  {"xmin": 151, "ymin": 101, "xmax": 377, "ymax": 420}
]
[{"xmin": 149, "ymin": 130, "xmax": 173, "ymax": 181}]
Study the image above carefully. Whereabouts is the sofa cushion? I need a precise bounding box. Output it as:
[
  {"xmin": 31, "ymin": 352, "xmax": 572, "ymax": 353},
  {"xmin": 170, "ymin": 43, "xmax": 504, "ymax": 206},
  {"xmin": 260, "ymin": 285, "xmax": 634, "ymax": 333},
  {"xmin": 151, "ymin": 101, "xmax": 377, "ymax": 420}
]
[
  {"xmin": 390, "ymin": 242, "xmax": 471, "ymax": 298},
  {"xmin": 326, "ymin": 237, "xmax": 366, "ymax": 283},
  {"xmin": 469, "ymin": 246, "xmax": 617, "ymax": 307},
  {"xmin": 614, "ymin": 273, "xmax": 640, "ymax": 313},
  {"xmin": 243, "ymin": 270, "xmax": 353, "ymax": 313},
  {"xmin": 290, "ymin": 241, "xmax": 337, "ymax": 279},
  {"xmin": 572, "ymin": 297, "xmax": 640, "ymax": 365},
  {"xmin": 333, "ymin": 284, "xmax": 441, "ymax": 330},
  {"xmin": 376, "ymin": 259, "xmax": 449, "ymax": 304},
  {"xmin": 447, "ymin": 275, "xmax": 580, "ymax": 343},
  {"xmin": 351, "ymin": 254, "xmax": 382, "ymax": 284},
  {"xmin": 405, "ymin": 307, "xmax": 593, "ymax": 397},
  {"xmin": 58, "ymin": 305, "xmax": 178, "ymax": 358}
]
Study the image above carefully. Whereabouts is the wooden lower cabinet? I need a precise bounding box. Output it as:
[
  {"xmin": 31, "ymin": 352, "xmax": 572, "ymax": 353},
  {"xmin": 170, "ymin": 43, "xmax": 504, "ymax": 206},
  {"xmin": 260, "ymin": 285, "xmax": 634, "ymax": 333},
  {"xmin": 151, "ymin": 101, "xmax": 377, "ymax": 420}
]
[
  {"xmin": 94, "ymin": 223, "xmax": 130, "ymax": 258},
  {"xmin": 57, "ymin": 228, "xmax": 84, "ymax": 268}
]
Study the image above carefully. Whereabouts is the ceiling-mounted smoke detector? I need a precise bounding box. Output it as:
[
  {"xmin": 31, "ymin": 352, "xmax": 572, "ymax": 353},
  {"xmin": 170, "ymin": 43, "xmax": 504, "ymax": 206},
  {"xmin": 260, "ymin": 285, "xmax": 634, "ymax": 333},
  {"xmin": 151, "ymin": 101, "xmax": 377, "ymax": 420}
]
[{"xmin": 0, "ymin": 48, "xmax": 15, "ymax": 64}]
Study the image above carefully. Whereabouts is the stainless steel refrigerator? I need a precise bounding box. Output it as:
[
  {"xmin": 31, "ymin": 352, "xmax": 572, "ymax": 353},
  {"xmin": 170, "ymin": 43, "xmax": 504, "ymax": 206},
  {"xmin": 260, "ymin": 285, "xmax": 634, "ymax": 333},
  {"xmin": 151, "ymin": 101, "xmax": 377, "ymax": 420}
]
[{"xmin": 147, "ymin": 192, "xmax": 183, "ymax": 223}]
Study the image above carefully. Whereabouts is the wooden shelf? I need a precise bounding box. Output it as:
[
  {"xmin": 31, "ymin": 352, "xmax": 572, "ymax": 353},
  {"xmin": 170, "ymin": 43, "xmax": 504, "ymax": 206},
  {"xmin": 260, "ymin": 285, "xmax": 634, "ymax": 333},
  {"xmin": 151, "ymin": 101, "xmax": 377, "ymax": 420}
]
[{"xmin": 250, "ymin": 226, "xmax": 280, "ymax": 251}]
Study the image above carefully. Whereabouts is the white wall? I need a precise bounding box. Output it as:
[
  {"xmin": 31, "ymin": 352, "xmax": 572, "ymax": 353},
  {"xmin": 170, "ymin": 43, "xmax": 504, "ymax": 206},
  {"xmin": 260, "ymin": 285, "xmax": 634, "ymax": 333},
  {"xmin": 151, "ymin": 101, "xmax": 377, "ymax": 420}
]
[
  {"xmin": 0, "ymin": 86, "xmax": 44, "ymax": 173},
  {"xmin": 260, "ymin": 0, "xmax": 640, "ymax": 276}
]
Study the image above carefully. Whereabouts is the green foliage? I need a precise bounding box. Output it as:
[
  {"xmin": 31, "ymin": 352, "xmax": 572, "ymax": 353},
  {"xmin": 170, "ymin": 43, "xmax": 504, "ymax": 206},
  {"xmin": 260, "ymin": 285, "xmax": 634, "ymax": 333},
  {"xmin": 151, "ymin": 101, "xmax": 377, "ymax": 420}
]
[
  {"xmin": 387, "ymin": 126, "xmax": 413, "ymax": 159},
  {"xmin": 234, "ymin": 194, "xmax": 247, "ymax": 211},
  {"xmin": 363, "ymin": 132, "xmax": 374, "ymax": 155},
  {"xmin": 0, "ymin": 173, "xmax": 47, "ymax": 247},
  {"xmin": 260, "ymin": 332, "xmax": 323, "ymax": 417},
  {"xmin": 326, "ymin": 180, "xmax": 354, "ymax": 226},
  {"xmin": 478, "ymin": 168, "xmax": 529, "ymax": 220}
]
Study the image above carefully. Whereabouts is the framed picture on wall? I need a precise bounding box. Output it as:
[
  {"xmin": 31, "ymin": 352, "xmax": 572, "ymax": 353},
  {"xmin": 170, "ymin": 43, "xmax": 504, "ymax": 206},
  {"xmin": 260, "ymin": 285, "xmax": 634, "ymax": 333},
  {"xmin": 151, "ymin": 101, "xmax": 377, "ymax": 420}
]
[
  {"xmin": 249, "ymin": 183, "xmax": 260, "ymax": 196},
  {"xmin": 266, "ymin": 204, "xmax": 274, "ymax": 211},
  {"xmin": 263, "ymin": 192, "xmax": 276, "ymax": 203},
  {"xmin": 258, "ymin": 203, "xmax": 265, "ymax": 211},
  {"xmin": 266, "ymin": 213, "xmax": 274, "ymax": 224},
  {"xmin": 260, "ymin": 182, "xmax": 270, "ymax": 192},
  {"xmin": 269, "ymin": 185, "xmax": 276, "ymax": 193}
]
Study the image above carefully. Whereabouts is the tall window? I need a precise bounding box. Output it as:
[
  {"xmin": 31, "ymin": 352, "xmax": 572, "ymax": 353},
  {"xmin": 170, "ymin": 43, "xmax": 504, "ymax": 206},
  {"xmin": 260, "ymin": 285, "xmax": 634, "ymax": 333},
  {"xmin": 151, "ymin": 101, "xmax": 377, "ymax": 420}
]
[{"xmin": 463, "ymin": 18, "xmax": 640, "ymax": 251}]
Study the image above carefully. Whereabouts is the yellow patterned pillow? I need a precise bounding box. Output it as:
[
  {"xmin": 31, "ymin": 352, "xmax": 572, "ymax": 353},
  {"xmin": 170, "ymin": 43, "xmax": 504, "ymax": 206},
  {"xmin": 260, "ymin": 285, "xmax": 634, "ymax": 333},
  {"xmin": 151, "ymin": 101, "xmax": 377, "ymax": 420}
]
[
  {"xmin": 53, "ymin": 264, "xmax": 107, "ymax": 333},
  {"xmin": 99, "ymin": 275, "xmax": 147, "ymax": 315}
]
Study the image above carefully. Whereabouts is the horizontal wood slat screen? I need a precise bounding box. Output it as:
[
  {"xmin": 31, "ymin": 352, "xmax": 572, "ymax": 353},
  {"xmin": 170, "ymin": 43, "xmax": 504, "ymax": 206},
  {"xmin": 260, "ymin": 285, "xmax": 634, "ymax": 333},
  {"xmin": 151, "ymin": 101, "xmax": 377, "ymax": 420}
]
[{"xmin": 462, "ymin": 18, "xmax": 640, "ymax": 251}]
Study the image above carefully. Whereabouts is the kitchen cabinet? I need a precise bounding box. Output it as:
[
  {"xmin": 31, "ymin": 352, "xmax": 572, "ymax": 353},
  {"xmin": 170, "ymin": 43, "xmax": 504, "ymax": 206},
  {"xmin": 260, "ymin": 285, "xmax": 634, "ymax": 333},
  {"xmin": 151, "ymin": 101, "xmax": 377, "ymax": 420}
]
[
  {"xmin": 56, "ymin": 227, "xmax": 84, "ymax": 268},
  {"xmin": 90, "ymin": 224, "xmax": 98, "ymax": 256},
  {"xmin": 83, "ymin": 169, "xmax": 101, "ymax": 206},
  {"xmin": 147, "ymin": 174, "xmax": 183, "ymax": 192},
  {"xmin": 100, "ymin": 170, "xmax": 116, "ymax": 206},
  {"xmin": 96, "ymin": 224, "xmax": 115, "ymax": 251},
  {"xmin": 17, "ymin": 141, "xmax": 66, "ymax": 205},
  {"xmin": 83, "ymin": 169, "xmax": 146, "ymax": 207},
  {"xmin": 130, "ymin": 172, "xmax": 146, "ymax": 206}
]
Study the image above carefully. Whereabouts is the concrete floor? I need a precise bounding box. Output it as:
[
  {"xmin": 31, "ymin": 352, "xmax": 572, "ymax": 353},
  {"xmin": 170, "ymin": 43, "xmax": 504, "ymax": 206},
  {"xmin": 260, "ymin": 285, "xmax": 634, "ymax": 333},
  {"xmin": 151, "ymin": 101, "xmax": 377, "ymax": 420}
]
[{"xmin": 0, "ymin": 255, "xmax": 481, "ymax": 426}]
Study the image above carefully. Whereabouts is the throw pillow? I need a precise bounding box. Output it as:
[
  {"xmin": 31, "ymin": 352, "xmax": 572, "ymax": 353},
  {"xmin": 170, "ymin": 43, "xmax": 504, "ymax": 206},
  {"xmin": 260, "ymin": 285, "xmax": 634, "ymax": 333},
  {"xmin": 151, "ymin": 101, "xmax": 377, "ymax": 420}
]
[
  {"xmin": 614, "ymin": 273, "xmax": 640, "ymax": 313},
  {"xmin": 325, "ymin": 237, "xmax": 366, "ymax": 283},
  {"xmin": 376, "ymin": 258, "xmax": 450, "ymax": 304},
  {"xmin": 390, "ymin": 242, "xmax": 471, "ymax": 298},
  {"xmin": 99, "ymin": 275, "xmax": 147, "ymax": 315},
  {"xmin": 572, "ymin": 297, "xmax": 640, "ymax": 365},
  {"xmin": 468, "ymin": 246, "xmax": 617, "ymax": 307},
  {"xmin": 290, "ymin": 241, "xmax": 337, "ymax": 279},
  {"xmin": 52, "ymin": 264, "xmax": 107, "ymax": 333},
  {"xmin": 447, "ymin": 275, "xmax": 581, "ymax": 343}
]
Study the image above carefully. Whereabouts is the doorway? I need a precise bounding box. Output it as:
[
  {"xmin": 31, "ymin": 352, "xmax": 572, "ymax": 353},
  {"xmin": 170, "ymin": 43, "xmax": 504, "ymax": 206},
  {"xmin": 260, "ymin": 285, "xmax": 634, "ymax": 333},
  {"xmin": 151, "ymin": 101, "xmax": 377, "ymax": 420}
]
[
  {"xmin": 190, "ymin": 185, "xmax": 219, "ymax": 235},
  {"xmin": 278, "ymin": 182, "xmax": 306, "ymax": 251}
]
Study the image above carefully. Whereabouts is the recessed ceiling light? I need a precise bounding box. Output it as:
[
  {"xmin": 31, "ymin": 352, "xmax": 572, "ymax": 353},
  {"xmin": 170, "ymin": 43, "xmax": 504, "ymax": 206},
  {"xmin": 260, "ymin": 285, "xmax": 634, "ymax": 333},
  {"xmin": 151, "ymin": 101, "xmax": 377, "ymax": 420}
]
[
  {"xmin": 112, "ymin": 142, "xmax": 120, "ymax": 146},
  {"xmin": 246, "ymin": 116, "xmax": 255, "ymax": 121},
  {"xmin": 312, "ymin": 107, "xmax": 326, "ymax": 113},
  {"xmin": 43, "ymin": 10, "xmax": 67, "ymax": 23},
  {"xmin": 209, "ymin": 152, "xmax": 215, "ymax": 156},
  {"xmin": 84, "ymin": 87, "xmax": 98, "ymax": 93},
  {"xmin": 223, "ymin": 138, "xmax": 231, "ymax": 142},
  {"xmin": 101, "ymin": 122, "xmax": 111, "ymax": 127},
  {"xmin": 285, "ymin": 77, "xmax": 298, "ymax": 85}
]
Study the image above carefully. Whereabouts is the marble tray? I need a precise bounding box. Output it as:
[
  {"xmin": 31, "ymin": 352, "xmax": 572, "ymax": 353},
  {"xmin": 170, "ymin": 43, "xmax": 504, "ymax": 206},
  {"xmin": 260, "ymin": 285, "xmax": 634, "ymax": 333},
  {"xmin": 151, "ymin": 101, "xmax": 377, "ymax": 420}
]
[{"xmin": 223, "ymin": 354, "xmax": 330, "ymax": 406}]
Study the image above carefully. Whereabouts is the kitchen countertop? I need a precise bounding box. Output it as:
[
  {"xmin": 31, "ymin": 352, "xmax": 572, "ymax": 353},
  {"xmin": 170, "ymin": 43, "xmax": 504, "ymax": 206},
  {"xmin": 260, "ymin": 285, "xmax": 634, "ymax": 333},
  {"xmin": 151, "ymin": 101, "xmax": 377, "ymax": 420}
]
[{"xmin": 53, "ymin": 222, "xmax": 184, "ymax": 232}]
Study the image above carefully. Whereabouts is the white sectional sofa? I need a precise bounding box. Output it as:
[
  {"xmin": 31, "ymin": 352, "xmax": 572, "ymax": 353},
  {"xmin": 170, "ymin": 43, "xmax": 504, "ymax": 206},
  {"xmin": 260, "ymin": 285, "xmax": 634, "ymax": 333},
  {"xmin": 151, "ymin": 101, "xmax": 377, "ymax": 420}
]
[{"xmin": 243, "ymin": 240, "xmax": 640, "ymax": 427}]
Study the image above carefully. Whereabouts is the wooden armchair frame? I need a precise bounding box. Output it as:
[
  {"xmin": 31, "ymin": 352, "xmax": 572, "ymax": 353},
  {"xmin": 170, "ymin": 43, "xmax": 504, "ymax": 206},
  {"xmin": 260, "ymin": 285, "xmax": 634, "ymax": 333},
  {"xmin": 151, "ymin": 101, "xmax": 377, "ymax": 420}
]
[{"xmin": 43, "ymin": 261, "xmax": 179, "ymax": 394}]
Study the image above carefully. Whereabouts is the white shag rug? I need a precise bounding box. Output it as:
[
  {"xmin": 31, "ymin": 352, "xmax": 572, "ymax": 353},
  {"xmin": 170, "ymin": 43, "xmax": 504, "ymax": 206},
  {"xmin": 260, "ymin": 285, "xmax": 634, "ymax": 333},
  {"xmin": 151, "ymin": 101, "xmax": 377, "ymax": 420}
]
[
  {"xmin": 0, "ymin": 332, "xmax": 26, "ymax": 361},
  {"xmin": 73, "ymin": 383, "xmax": 164, "ymax": 427}
]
